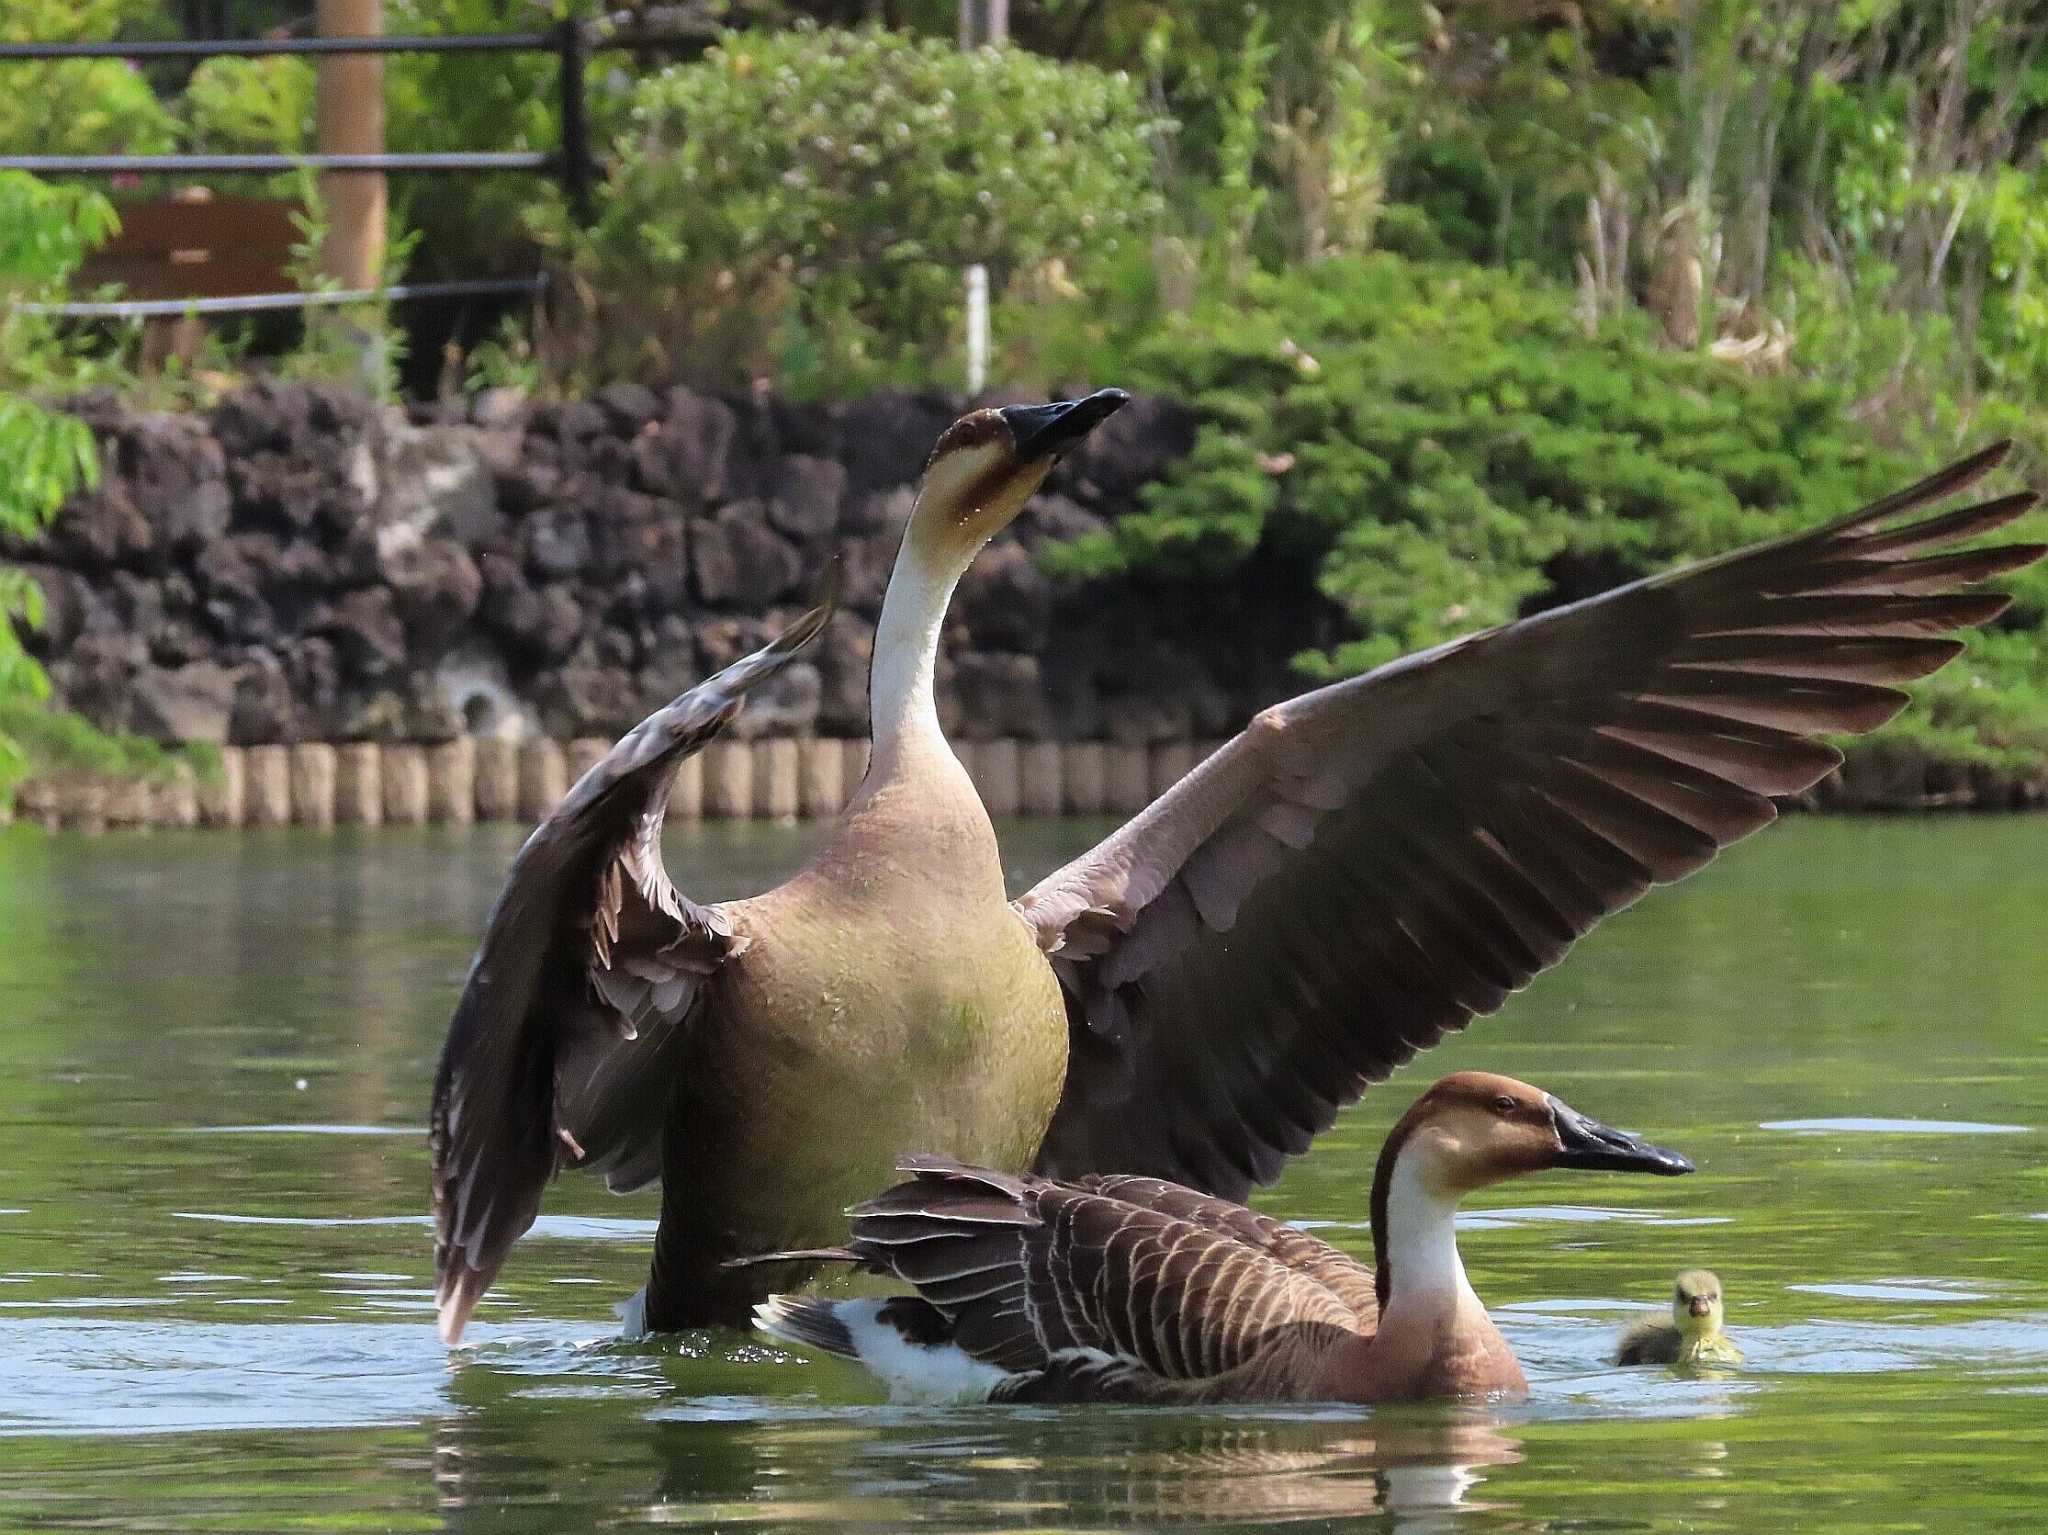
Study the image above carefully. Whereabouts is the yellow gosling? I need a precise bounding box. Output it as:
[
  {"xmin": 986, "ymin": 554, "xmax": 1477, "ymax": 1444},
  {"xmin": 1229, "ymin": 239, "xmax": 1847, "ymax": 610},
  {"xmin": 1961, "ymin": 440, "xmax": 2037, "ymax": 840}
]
[{"xmin": 1616, "ymin": 1269, "xmax": 1742, "ymax": 1366}]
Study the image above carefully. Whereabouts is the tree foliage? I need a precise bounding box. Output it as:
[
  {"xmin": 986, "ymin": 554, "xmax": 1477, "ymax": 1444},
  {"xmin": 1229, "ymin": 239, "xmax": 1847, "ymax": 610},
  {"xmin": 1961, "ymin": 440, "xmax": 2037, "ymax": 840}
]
[
  {"xmin": 0, "ymin": 174, "xmax": 121, "ymax": 800},
  {"xmin": 553, "ymin": 23, "xmax": 1162, "ymax": 389},
  {"xmin": 1042, "ymin": 253, "xmax": 2048, "ymax": 765}
]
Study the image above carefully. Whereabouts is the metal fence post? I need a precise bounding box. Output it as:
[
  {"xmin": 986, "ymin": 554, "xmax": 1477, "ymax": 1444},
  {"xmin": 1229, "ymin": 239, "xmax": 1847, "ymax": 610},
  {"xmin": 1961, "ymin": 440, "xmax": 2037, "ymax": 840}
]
[{"xmin": 557, "ymin": 18, "xmax": 593, "ymax": 225}]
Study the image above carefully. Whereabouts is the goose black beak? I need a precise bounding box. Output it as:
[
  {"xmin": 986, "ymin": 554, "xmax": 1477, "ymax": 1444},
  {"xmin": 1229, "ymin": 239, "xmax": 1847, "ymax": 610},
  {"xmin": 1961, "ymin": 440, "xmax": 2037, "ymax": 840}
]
[
  {"xmin": 998, "ymin": 388, "xmax": 1129, "ymax": 461},
  {"xmin": 1548, "ymin": 1096, "xmax": 1694, "ymax": 1176}
]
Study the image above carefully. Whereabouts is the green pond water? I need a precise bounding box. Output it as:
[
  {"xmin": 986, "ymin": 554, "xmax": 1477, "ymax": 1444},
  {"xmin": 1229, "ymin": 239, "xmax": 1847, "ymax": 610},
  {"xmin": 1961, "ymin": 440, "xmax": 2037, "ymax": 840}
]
[{"xmin": 1, "ymin": 815, "xmax": 2045, "ymax": 1531}]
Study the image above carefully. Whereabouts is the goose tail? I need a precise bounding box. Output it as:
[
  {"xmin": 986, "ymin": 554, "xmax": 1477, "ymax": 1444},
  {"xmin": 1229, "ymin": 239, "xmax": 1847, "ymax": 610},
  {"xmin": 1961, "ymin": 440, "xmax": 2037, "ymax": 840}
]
[{"xmin": 752, "ymin": 1296, "xmax": 1012, "ymax": 1404}]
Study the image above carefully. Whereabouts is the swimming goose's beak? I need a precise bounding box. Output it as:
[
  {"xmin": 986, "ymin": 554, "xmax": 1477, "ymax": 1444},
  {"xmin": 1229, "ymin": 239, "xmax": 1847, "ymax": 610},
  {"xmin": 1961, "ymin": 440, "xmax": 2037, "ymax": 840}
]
[
  {"xmin": 1687, "ymin": 1294, "xmax": 1715, "ymax": 1317},
  {"xmin": 998, "ymin": 388, "xmax": 1129, "ymax": 462},
  {"xmin": 1547, "ymin": 1096, "xmax": 1694, "ymax": 1176}
]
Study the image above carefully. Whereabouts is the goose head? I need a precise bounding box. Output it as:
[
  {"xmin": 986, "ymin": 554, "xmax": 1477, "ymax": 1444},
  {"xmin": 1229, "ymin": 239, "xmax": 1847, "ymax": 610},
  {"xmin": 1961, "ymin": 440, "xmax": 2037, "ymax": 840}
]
[
  {"xmin": 1368, "ymin": 1071, "xmax": 1692, "ymax": 1313},
  {"xmin": 1671, "ymin": 1268, "xmax": 1726, "ymax": 1338},
  {"xmin": 907, "ymin": 389, "xmax": 1129, "ymax": 562},
  {"xmin": 1379, "ymin": 1071, "xmax": 1695, "ymax": 1199}
]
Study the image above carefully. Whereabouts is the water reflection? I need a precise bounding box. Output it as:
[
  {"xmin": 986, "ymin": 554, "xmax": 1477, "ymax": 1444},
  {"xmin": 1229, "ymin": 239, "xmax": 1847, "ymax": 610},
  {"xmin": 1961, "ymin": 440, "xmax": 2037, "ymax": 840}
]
[{"xmin": 432, "ymin": 1384, "xmax": 1524, "ymax": 1531}]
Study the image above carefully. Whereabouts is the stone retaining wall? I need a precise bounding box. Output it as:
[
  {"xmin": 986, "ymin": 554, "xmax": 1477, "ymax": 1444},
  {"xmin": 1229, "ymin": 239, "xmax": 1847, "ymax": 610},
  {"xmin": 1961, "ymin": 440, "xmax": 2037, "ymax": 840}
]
[{"xmin": 11, "ymin": 379, "xmax": 1321, "ymax": 755}]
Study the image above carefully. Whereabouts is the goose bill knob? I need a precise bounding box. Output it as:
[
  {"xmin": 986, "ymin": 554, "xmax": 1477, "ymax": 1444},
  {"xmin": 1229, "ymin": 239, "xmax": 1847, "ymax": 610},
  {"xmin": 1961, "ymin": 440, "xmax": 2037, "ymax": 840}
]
[
  {"xmin": 1548, "ymin": 1097, "xmax": 1694, "ymax": 1176},
  {"xmin": 997, "ymin": 389, "xmax": 1130, "ymax": 462}
]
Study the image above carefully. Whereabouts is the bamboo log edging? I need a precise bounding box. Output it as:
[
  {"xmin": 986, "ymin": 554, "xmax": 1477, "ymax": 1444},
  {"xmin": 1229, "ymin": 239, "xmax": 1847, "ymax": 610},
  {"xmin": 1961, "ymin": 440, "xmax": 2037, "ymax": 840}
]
[
  {"xmin": 336, "ymin": 742, "xmax": 382, "ymax": 825},
  {"xmin": 12, "ymin": 732, "xmax": 2043, "ymax": 832}
]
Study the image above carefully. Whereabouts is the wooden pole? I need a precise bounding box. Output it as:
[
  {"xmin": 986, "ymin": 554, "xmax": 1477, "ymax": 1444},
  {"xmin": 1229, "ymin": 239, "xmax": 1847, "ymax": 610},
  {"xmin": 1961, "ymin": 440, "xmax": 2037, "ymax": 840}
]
[{"xmin": 315, "ymin": 0, "xmax": 387, "ymax": 292}]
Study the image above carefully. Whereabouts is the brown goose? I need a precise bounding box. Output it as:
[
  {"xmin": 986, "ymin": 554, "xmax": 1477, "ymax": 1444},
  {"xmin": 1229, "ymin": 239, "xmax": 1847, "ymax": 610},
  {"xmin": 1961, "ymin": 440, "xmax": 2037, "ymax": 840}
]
[
  {"xmin": 429, "ymin": 410, "xmax": 2040, "ymax": 1343},
  {"xmin": 750, "ymin": 1071, "xmax": 1692, "ymax": 1403}
]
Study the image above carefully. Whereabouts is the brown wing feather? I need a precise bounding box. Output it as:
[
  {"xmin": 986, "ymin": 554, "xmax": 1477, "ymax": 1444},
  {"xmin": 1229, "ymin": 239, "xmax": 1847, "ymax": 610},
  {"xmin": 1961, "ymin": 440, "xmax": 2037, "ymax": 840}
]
[
  {"xmin": 429, "ymin": 570, "xmax": 838, "ymax": 1343},
  {"xmin": 1019, "ymin": 446, "xmax": 2043, "ymax": 1196},
  {"xmin": 845, "ymin": 1160, "xmax": 1365, "ymax": 1385}
]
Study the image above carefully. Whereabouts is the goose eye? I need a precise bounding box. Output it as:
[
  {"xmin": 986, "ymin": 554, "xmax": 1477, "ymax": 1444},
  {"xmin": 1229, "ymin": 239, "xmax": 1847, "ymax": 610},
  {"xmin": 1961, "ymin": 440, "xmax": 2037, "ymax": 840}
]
[{"xmin": 1493, "ymin": 1094, "xmax": 1517, "ymax": 1116}]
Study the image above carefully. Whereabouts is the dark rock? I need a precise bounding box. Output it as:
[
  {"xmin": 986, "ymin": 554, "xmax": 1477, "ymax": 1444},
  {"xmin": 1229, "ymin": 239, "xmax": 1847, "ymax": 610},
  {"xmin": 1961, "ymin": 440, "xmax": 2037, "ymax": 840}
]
[
  {"xmin": 633, "ymin": 517, "xmax": 692, "ymax": 610},
  {"xmin": 839, "ymin": 393, "xmax": 956, "ymax": 492},
  {"xmin": 846, "ymin": 485, "xmax": 915, "ymax": 537},
  {"xmin": 1016, "ymin": 492, "xmax": 1107, "ymax": 550},
  {"xmin": 129, "ymin": 661, "xmax": 237, "ymax": 743},
  {"xmin": 953, "ymin": 650, "xmax": 1054, "ymax": 740},
  {"xmin": 46, "ymin": 634, "xmax": 140, "ymax": 733},
  {"xmin": 529, "ymin": 584, "xmax": 588, "ymax": 666},
  {"xmin": 691, "ymin": 502, "xmax": 803, "ymax": 607},
  {"xmin": 636, "ymin": 389, "xmax": 739, "ymax": 506},
  {"xmin": 533, "ymin": 659, "xmax": 639, "ymax": 737},
  {"xmin": 957, "ymin": 537, "xmax": 1052, "ymax": 652},
  {"xmin": 383, "ymin": 537, "xmax": 482, "ymax": 651},
  {"xmin": 108, "ymin": 570, "xmax": 165, "ymax": 634},
  {"xmin": 193, "ymin": 539, "xmax": 277, "ymax": 645},
  {"xmin": 522, "ymin": 508, "xmax": 592, "ymax": 580},
  {"xmin": 581, "ymin": 488, "xmax": 667, "ymax": 578},
  {"xmin": 812, "ymin": 612, "xmax": 875, "ymax": 735},
  {"xmin": 589, "ymin": 624, "xmax": 637, "ymax": 671},
  {"xmin": 496, "ymin": 457, "xmax": 562, "ymax": 516},
  {"xmin": 230, "ymin": 650, "xmax": 296, "ymax": 743},
  {"xmin": 320, "ymin": 587, "xmax": 408, "ymax": 680},
  {"xmin": 595, "ymin": 381, "xmax": 662, "ymax": 434},
  {"xmin": 212, "ymin": 379, "xmax": 315, "ymax": 459},
  {"xmin": 146, "ymin": 619, "xmax": 209, "ymax": 667},
  {"xmin": 769, "ymin": 454, "xmax": 847, "ymax": 542},
  {"xmin": 585, "ymin": 434, "xmax": 638, "ymax": 486},
  {"xmin": 120, "ymin": 415, "xmax": 230, "ymax": 554},
  {"xmin": 46, "ymin": 481, "xmax": 154, "ymax": 567},
  {"xmin": 838, "ymin": 531, "xmax": 902, "ymax": 617},
  {"xmin": 530, "ymin": 398, "xmax": 607, "ymax": 444},
  {"xmin": 228, "ymin": 449, "xmax": 325, "ymax": 533},
  {"xmin": 632, "ymin": 615, "xmax": 701, "ymax": 707}
]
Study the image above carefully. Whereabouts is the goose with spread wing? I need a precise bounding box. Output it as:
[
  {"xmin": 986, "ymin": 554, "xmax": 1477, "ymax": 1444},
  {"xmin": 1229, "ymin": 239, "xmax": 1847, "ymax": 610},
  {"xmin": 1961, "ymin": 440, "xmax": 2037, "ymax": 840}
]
[{"xmin": 429, "ymin": 399, "xmax": 2040, "ymax": 1342}]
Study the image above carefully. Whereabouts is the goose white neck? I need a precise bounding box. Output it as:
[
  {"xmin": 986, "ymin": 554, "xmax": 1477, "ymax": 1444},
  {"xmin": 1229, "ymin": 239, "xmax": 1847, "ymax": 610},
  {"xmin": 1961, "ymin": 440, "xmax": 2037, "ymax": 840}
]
[
  {"xmin": 868, "ymin": 524, "xmax": 973, "ymax": 774},
  {"xmin": 1379, "ymin": 1148, "xmax": 1479, "ymax": 1319}
]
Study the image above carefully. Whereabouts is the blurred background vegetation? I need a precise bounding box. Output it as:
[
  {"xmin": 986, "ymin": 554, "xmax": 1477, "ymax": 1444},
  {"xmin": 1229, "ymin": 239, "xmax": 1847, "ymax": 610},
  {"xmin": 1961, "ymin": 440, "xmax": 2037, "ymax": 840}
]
[{"xmin": 4, "ymin": 0, "xmax": 2048, "ymax": 796}]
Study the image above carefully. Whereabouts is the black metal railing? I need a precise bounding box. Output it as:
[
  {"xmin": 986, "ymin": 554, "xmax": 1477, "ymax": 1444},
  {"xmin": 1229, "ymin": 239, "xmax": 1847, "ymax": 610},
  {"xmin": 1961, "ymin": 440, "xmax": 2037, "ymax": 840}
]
[{"xmin": 0, "ymin": 22, "xmax": 696, "ymax": 318}]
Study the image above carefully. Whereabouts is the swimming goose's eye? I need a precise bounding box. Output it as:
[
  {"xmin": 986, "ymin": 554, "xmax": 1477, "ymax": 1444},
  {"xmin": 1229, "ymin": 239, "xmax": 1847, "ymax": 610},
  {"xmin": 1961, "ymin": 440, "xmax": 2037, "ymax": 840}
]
[{"xmin": 1493, "ymin": 1094, "xmax": 1517, "ymax": 1116}]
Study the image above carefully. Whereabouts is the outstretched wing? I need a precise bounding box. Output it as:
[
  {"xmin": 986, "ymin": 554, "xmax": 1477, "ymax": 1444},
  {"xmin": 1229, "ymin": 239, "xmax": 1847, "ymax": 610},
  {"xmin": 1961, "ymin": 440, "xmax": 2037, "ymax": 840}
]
[
  {"xmin": 847, "ymin": 1159, "xmax": 1364, "ymax": 1385},
  {"xmin": 1019, "ymin": 445, "xmax": 2042, "ymax": 1198},
  {"xmin": 430, "ymin": 570, "xmax": 838, "ymax": 1343}
]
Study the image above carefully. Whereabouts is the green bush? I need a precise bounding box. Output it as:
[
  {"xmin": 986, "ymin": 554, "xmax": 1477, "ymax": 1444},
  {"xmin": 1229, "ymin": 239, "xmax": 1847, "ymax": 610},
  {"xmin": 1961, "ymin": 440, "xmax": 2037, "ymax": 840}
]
[
  {"xmin": 557, "ymin": 24, "xmax": 1163, "ymax": 388},
  {"xmin": 181, "ymin": 54, "xmax": 315, "ymax": 153},
  {"xmin": 0, "ymin": 0, "xmax": 178, "ymax": 158},
  {"xmin": 1042, "ymin": 253, "xmax": 2048, "ymax": 768},
  {"xmin": 0, "ymin": 173, "xmax": 124, "ymax": 803}
]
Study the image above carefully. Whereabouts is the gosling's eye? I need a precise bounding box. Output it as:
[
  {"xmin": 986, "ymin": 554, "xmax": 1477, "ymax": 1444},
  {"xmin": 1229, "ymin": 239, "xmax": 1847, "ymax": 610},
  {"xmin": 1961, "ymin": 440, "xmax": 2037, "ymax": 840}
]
[{"xmin": 1493, "ymin": 1094, "xmax": 1517, "ymax": 1116}]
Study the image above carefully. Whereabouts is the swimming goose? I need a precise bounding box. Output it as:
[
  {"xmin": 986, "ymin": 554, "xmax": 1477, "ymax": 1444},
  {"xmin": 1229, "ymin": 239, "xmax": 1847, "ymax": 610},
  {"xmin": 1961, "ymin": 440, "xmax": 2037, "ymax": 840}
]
[
  {"xmin": 749, "ymin": 1071, "xmax": 1692, "ymax": 1403},
  {"xmin": 1616, "ymin": 1269, "xmax": 1741, "ymax": 1365},
  {"xmin": 430, "ymin": 409, "xmax": 2041, "ymax": 1343}
]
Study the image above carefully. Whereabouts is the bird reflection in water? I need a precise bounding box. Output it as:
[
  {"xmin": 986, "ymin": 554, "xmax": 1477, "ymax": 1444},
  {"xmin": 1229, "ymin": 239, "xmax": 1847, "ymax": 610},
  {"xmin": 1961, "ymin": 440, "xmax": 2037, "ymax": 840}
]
[
  {"xmin": 980, "ymin": 1413, "xmax": 1526, "ymax": 1526},
  {"xmin": 429, "ymin": 1385, "xmax": 1523, "ymax": 1531}
]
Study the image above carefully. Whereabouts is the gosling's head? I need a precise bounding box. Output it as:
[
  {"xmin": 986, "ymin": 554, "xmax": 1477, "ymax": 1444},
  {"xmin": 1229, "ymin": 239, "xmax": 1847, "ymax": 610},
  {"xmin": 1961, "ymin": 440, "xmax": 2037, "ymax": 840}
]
[
  {"xmin": 1672, "ymin": 1269, "xmax": 1726, "ymax": 1337},
  {"xmin": 1385, "ymin": 1071, "xmax": 1696, "ymax": 1198},
  {"xmin": 909, "ymin": 389, "xmax": 1129, "ymax": 559}
]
